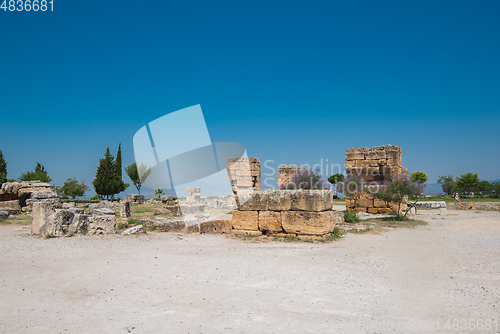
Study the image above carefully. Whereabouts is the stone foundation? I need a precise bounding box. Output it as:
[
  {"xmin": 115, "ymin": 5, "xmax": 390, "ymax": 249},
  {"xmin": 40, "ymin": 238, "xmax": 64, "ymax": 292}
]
[
  {"xmin": 226, "ymin": 157, "xmax": 261, "ymax": 194},
  {"xmin": 231, "ymin": 189, "xmax": 340, "ymax": 236}
]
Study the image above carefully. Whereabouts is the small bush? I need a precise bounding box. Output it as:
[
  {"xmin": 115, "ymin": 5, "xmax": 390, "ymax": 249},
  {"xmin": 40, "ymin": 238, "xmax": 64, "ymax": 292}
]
[
  {"xmin": 127, "ymin": 218, "xmax": 141, "ymax": 226},
  {"xmin": 117, "ymin": 222, "xmax": 128, "ymax": 229},
  {"xmin": 61, "ymin": 195, "xmax": 69, "ymax": 200},
  {"xmin": 147, "ymin": 226, "xmax": 156, "ymax": 232},
  {"xmin": 344, "ymin": 210, "xmax": 360, "ymax": 223}
]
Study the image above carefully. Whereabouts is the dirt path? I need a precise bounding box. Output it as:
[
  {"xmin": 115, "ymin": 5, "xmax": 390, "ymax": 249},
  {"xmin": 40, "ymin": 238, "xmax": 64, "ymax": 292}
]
[{"xmin": 0, "ymin": 209, "xmax": 499, "ymax": 333}]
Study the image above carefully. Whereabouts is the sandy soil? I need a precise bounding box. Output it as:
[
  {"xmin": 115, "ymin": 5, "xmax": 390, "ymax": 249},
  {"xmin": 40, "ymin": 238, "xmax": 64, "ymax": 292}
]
[{"xmin": 1, "ymin": 209, "xmax": 499, "ymax": 333}]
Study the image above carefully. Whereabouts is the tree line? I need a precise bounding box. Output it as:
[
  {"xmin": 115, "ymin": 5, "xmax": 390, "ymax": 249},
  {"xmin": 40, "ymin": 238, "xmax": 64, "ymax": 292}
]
[
  {"xmin": 438, "ymin": 173, "xmax": 499, "ymax": 197},
  {"xmin": 0, "ymin": 146, "xmax": 152, "ymax": 200}
]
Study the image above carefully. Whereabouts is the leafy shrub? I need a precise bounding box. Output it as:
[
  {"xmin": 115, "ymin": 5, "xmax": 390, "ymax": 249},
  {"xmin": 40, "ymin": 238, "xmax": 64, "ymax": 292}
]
[
  {"xmin": 344, "ymin": 210, "xmax": 360, "ymax": 223},
  {"xmin": 280, "ymin": 168, "xmax": 330, "ymax": 190},
  {"xmin": 61, "ymin": 195, "xmax": 69, "ymax": 200},
  {"xmin": 127, "ymin": 218, "xmax": 141, "ymax": 226},
  {"xmin": 117, "ymin": 222, "xmax": 128, "ymax": 229},
  {"xmin": 147, "ymin": 226, "xmax": 156, "ymax": 232}
]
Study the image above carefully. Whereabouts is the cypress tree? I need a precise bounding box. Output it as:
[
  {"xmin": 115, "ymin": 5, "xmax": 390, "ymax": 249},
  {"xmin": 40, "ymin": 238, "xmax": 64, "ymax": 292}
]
[
  {"xmin": 114, "ymin": 143, "xmax": 129, "ymax": 196},
  {"xmin": 92, "ymin": 147, "xmax": 116, "ymax": 200},
  {"xmin": 0, "ymin": 150, "xmax": 7, "ymax": 185}
]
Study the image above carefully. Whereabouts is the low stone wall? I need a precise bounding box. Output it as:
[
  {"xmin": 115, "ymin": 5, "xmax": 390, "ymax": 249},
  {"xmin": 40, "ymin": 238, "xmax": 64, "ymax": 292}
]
[
  {"xmin": 346, "ymin": 193, "xmax": 407, "ymax": 214},
  {"xmin": 231, "ymin": 190, "xmax": 340, "ymax": 236},
  {"xmin": 415, "ymin": 201, "xmax": 447, "ymax": 209}
]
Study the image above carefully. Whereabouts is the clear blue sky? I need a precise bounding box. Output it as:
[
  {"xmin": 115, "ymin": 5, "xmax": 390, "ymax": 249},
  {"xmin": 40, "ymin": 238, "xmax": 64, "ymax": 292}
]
[{"xmin": 1, "ymin": 0, "xmax": 499, "ymax": 196}]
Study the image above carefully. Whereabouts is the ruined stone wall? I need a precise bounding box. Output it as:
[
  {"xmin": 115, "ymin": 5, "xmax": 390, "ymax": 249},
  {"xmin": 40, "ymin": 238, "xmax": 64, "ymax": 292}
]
[
  {"xmin": 231, "ymin": 189, "xmax": 340, "ymax": 237},
  {"xmin": 226, "ymin": 157, "xmax": 261, "ymax": 194},
  {"xmin": 345, "ymin": 145, "xmax": 407, "ymax": 214},
  {"xmin": 277, "ymin": 165, "xmax": 309, "ymax": 189},
  {"xmin": 0, "ymin": 181, "xmax": 59, "ymax": 213}
]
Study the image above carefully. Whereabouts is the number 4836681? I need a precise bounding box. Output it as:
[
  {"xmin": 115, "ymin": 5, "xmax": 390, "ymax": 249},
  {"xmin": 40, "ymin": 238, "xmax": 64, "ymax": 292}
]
[{"xmin": 1, "ymin": 0, "xmax": 53, "ymax": 11}]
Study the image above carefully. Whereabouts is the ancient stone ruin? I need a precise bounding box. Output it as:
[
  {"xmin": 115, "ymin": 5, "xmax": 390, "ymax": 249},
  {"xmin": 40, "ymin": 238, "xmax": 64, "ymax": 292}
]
[
  {"xmin": 227, "ymin": 157, "xmax": 340, "ymax": 237},
  {"xmin": 0, "ymin": 181, "xmax": 59, "ymax": 213},
  {"xmin": 345, "ymin": 145, "xmax": 408, "ymax": 214},
  {"xmin": 124, "ymin": 194, "xmax": 144, "ymax": 204},
  {"xmin": 226, "ymin": 157, "xmax": 261, "ymax": 194},
  {"xmin": 31, "ymin": 199, "xmax": 117, "ymax": 237}
]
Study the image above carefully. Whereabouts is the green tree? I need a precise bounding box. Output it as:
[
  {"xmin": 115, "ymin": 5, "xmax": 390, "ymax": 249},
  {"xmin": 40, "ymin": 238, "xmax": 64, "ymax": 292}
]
[
  {"xmin": 328, "ymin": 173, "xmax": 344, "ymax": 197},
  {"xmin": 374, "ymin": 173, "xmax": 426, "ymax": 219},
  {"xmin": 0, "ymin": 150, "xmax": 7, "ymax": 185},
  {"xmin": 411, "ymin": 171, "xmax": 428, "ymax": 184},
  {"xmin": 492, "ymin": 182, "xmax": 500, "ymax": 198},
  {"xmin": 114, "ymin": 143, "xmax": 129, "ymax": 196},
  {"xmin": 59, "ymin": 178, "xmax": 89, "ymax": 199},
  {"xmin": 124, "ymin": 162, "xmax": 151, "ymax": 195},
  {"xmin": 92, "ymin": 147, "xmax": 116, "ymax": 200},
  {"xmin": 155, "ymin": 189, "xmax": 165, "ymax": 199},
  {"xmin": 19, "ymin": 162, "xmax": 52, "ymax": 183},
  {"xmin": 455, "ymin": 172, "xmax": 480, "ymax": 194},
  {"xmin": 478, "ymin": 180, "xmax": 492, "ymax": 195},
  {"xmin": 437, "ymin": 175, "xmax": 456, "ymax": 195},
  {"xmin": 154, "ymin": 189, "xmax": 165, "ymax": 199}
]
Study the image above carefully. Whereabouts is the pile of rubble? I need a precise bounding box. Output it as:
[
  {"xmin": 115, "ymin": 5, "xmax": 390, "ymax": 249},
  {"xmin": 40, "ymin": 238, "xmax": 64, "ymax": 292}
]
[
  {"xmin": 31, "ymin": 200, "xmax": 117, "ymax": 237},
  {"xmin": 0, "ymin": 181, "xmax": 58, "ymax": 213}
]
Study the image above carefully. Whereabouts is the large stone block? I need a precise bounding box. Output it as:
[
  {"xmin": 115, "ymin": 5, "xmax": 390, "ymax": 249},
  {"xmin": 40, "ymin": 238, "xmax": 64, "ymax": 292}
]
[
  {"xmin": 232, "ymin": 210, "xmax": 258, "ymax": 231},
  {"xmin": 258, "ymin": 211, "xmax": 282, "ymax": 233},
  {"xmin": 199, "ymin": 220, "xmax": 232, "ymax": 234},
  {"xmin": 40, "ymin": 211, "xmax": 75, "ymax": 237},
  {"xmin": 120, "ymin": 201, "xmax": 131, "ymax": 217},
  {"xmin": 31, "ymin": 201, "xmax": 56, "ymax": 235},
  {"xmin": 357, "ymin": 194, "xmax": 374, "ymax": 208},
  {"xmin": 290, "ymin": 190, "xmax": 333, "ymax": 211},
  {"xmin": 267, "ymin": 190, "xmax": 292, "ymax": 211},
  {"xmin": 236, "ymin": 190, "xmax": 269, "ymax": 211},
  {"xmin": 281, "ymin": 211, "xmax": 336, "ymax": 236},
  {"xmin": 365, "ymin": 150, "xmax": 386, "ymax": 160},
  {"xmin": 0, "ymin": 200, "xmax": 20, "ymax": 213},
  {"xmin": 345, "ymin": 152, "xmax": 365, "ymax": 160},
  {"xmin": 374, "ymin": 198, "xmax": 386, "ymax": 208},
  {"xmin": 88, "ymin": 214, "xmax": 116, "ymax": 236}
]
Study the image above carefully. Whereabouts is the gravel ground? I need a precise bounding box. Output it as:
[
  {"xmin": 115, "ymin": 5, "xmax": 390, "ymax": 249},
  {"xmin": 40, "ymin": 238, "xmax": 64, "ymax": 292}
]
[{"xmin": 0, "ymin": 209, "xmax": 499, "ymax": 333}]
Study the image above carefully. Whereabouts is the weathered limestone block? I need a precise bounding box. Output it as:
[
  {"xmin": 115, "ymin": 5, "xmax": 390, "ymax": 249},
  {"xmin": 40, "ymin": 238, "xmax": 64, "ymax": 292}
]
[
  {"xmin": 120, "ymin": 200, "xmax": 131, "ymax": 217},
  {"xmin": 345, "ymin": 152, "xmax": 365, "ymax": 160},
  {"xmin": 232, "ymin": 229, "xmax": 262, "ymax": 236},
  {"xmin": 155, "ymin": 219, "xmax": 185, "ymax": 232},
  {"xmin": 374, "ymin": 198, "xmax": 386, "ymax": 208},
  {"xmin": 183, "ymin": 219, "xmax": 200, "ymax": 233},
  {"xmin": 65, "ymin": 213, "xmax": 89, "ymax": 236},
  {"xmin": 236, "ymin": 190, "xmax": 269, "ymax": 211},
  {"xmin": 459, "ymin": 202, "xmax": 476, "ymax": 210},
  {"xmin": 122, "ymin": 225, "xmax": 146, "ymax": 235},
  {"xmin": 281, "ymin": 211, "xmax": 336, "ymax": 236},
  {"xmin": 367, "ymin": 208, "xmax": 379, "ymax": 214},
  {"xmin": 258, "ymin": 211, "xmax": 282, "ymax": 233},
  {"xmin": 267, "ymin": 191, "xmax": 292, "ymax": 211},
  {"xmin": 88, "ymin": 209, "xmax": 116, "ymax": 236},
  {"xmin": 0, "ymin": 200, "xmax": 21, "ymax": 213},
  {"xmin": 40, "ymin": 211, "xmax": 75, "ymax": 237},
  {"xmin": 290, "ymin": 190, "xmax": 333, "ymax": 211},
  {"xmin": 179, "ymin": 203, "xmax": 205, "ymax": 214},
  {"xmin": 199, "ymin": 220, "xmax": 232, "ymax": 234},
  {"xmin": 62, "ymin": 202, "xmax": 76, "ymax": 209},
  {"xmin": 357, "ymin": 194, "xmax": 374, "ymax": 208},
  {"xmin": 161, "ymin": 195, "xmax": 177, "ymax": 204},
  {"xmin": 155, "ymin": 205, "xmax": 180, "ymax": 215},
  {"xmin": 232, "ymin": 210, "xmax": 258, "ymax": 231},
  {"xmin": 31, "ymin": 201, "xmax": 57, "ymax": 235},
  {"xmin": 365, "ymin": 150, "xmax": 386, "ymax": 160}
]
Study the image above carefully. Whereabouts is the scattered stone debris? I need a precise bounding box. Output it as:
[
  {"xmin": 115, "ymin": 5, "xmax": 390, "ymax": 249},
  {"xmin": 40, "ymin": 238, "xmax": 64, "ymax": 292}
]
[
  {"xmin": 122, "ymin": 225, "xmax": 146, "ymax": 235},
  {"xmin": 459, "ymin": 202, "xmax": 476, "ymax": 210}
]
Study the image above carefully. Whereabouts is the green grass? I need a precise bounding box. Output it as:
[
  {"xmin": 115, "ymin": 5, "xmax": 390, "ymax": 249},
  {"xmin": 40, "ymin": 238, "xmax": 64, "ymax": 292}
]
[
  {"xmin": 146, "ymin": 226, "xmax": 156, "ymax": 232},
  {"xmin": 411, "ymin": 197, "xmax": 500, "ymax": 203}
]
